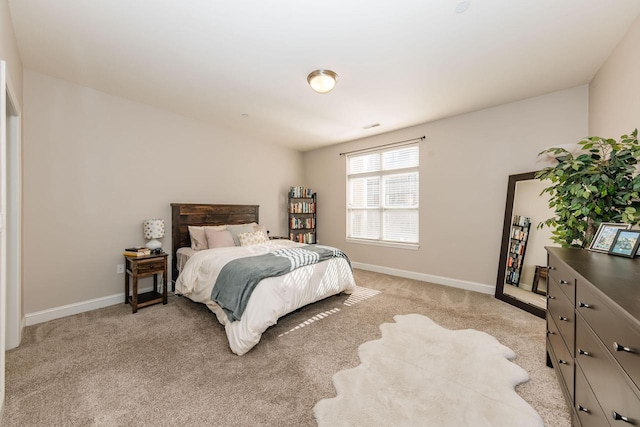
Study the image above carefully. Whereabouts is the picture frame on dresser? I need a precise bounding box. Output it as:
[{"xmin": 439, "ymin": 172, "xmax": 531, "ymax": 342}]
[
  {"xmin": 588, "ymin": 222, "xmax": 631, "ymax": 253},
  {"xmin": 608, "ymin": 229, "xmax": 640, "ymax": 258}
]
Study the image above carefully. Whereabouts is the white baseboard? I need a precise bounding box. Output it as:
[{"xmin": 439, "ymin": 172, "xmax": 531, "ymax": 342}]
[
  {"xmin": 25, "ymin": 286, "xmax": 156, "ymax": 326},
  {"xmin": 352, "ymin": 262, "xmax": 495, "ymax": 295},
  {"xmin": 25, "ymin": 264, "xmax": 494, "ymax": 327},
  {"xmin": 17, "ymin": 316, "xmax": 26, "ymax": 348}
]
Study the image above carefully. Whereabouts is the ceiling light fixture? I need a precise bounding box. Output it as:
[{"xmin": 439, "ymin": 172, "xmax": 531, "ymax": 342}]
[
  {"xmin": 307, "ymin": 69, "xmax": 338, "ymax": 94},
  {"xmin": 363, "ymin": 123, "xmax": 380, "ymax": 130},
  {"xmin": 455, "ymin": 1, "xmax": 470, "ymax": 14}
]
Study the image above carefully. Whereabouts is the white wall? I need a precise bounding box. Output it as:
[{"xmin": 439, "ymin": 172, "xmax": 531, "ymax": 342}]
[
  {"xmin": 589, "ymin": 15, "xmax": 640, "ymax": 138},
  {"xmin": 23, "ymin": 71, "xmax": 302, "ymax": 314},
  {"xmin": 303, "ymin": 86, "xmax": 588, "ymax": 291}
]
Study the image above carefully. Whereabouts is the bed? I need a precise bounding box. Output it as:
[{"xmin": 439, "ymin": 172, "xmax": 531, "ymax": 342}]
[{"xmin": 170, "ymin": 203, "xmax": 356, "ymax": 355}]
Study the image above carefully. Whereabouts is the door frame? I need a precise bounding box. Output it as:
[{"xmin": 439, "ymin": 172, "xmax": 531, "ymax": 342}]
[
  {"xmin": 0, "ymin": 60, "xmax": 23, "ymax": 413},
  {"xmin": 4, "ymin": 63, "xmax": 21, "ymax": 350}
]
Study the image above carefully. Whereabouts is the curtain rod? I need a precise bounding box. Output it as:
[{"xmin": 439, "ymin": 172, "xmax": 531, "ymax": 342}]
[{"xmin": 339, "ymin": 136, "xmax": 426, "ymax": 156}]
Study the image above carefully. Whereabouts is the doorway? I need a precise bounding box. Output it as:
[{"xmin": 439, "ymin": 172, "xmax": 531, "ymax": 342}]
[
  {"xmin": 0, "ymin": 60, "xmax": 23, "ymax": 411},
  {"xmin": 5, "ymin": 69, "xmax": 21, "ymax": 350}
]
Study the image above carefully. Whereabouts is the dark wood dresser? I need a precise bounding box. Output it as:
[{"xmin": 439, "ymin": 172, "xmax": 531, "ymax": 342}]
[{"xmin": 546, "ymin": 247, "xmax": 640, "ymax": 427}]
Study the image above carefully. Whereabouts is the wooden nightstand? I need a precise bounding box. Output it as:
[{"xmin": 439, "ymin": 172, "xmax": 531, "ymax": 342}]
[{"xmin": 124, "ymin": 252, "xmax": 168, "ymax": 313}]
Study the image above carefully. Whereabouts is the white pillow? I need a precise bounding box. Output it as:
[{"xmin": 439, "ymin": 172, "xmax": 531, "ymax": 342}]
[
  {"xmin": 203, "ymin": 225, "xmax": 227, "ymax": 232},
  {"xmin": 238, "ymin": 230, "xmax": 268, "ymax": 246},
  {"xmin": 205, "ymin": 228, "xmax": 236, "ymax": 249},
  {"xmin": 188, "ymin": 226, "xmax": 207, "ymax": 251},
  {"xmin": 254, "ymin": 224, "xmax": 270, "ymax": 241}
]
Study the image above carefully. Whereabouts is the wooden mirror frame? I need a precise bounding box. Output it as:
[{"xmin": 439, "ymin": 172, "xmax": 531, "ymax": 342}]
[{"xmin": 495, "ymin": 171, "xmax": 545, "ymax": 318}]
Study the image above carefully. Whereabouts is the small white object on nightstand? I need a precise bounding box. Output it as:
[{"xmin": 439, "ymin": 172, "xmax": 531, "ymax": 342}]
[{"xmin": 143, "ymin": 218, "xmax": 165, "ymax": 250}]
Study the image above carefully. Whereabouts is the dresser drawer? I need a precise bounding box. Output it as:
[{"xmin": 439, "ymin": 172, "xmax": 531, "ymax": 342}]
[
  {"xmin": 575, "ymin": 365, "xmax": 610, "ymax": 427},
  {"xmin": 548, "ymin": 254, "xmax": 576, "ymax": 303},
  {"xmin": 547, "ymin": 278, "xmax": 575, "ymax": 355},
  {"xmin": 577, "ymin": 280, "xmax": 640, "ymax": 389},
  {"xmin": 547, "ymin": 315, "xmax": 575, "ymax": 401},
  {"xmin": 576, "ymin": 317, "xmax": 640, "ymax": 426}
]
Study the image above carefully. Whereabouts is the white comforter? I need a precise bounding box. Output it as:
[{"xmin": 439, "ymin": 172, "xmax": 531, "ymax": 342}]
[{"xmin": 175, "ymin": 240, "xmax": 356, "ymax": 355}]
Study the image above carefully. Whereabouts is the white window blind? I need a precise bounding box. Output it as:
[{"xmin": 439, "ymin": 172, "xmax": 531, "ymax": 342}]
[{"xmin": 347, "ymin": 144, "xmax": 419, "ymax": 245}]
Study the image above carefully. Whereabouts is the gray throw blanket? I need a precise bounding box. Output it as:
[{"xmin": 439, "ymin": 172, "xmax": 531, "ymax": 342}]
[{"xmin": 211, "ymin": 245, "xmax": 351, "ymax": 322}]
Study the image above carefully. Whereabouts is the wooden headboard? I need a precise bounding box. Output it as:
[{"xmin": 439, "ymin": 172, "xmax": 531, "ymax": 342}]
[{"xmin": 170, "ymin": 203, "xmax": 260, "ymax": 286}]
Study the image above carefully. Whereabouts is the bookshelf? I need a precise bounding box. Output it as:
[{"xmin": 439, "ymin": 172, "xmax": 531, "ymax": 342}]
[
  {"xmin": 289, "ymin": 186, "xmax": 316, "ymax": 244},
  {"xmin": 505, "ymin": 214, "xmax": 531, "ymax": 287}
]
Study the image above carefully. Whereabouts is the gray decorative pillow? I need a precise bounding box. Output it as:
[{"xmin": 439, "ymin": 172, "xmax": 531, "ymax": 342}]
[{"xmin": 226, "ymin": 223, "xmax": 256, "ymax": 246}]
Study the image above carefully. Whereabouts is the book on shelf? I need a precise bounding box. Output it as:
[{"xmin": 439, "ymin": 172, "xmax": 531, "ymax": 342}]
[
  {"xmin": 289, "ymin": 201, "xmax": 316, "ymax": 214},
  {"xmin": 289, "ymin": 186, "xmax": 315, "ymax": 198},
  {"xmin": 290, "ymin": 231, "xmax": 316, "ymax": 244}
]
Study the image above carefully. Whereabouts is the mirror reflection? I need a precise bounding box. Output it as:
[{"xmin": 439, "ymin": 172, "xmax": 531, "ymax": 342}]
[
  {"xmin": 503, "ymin": 178, "xmax": 556, "ymax": 309},
  {"xmin": 496, "ymin": 172, "xmax": 558, "ymax": 316}
]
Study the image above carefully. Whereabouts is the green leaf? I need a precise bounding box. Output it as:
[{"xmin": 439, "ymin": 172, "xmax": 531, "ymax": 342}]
[{"xmin": 536, "ymin": 130, "xmax": 640, "ymax": 244}]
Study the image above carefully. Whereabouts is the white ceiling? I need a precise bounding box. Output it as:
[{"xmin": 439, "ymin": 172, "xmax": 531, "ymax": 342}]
[{"xmin": 8, "ymin": 0, "xmax": 640, "ymax": 151}]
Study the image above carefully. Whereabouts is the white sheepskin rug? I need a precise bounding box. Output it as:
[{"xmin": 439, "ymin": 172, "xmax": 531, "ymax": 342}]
[{"xmin": 314, "ymin": 314, "xmax": 543, "ymax": 427}]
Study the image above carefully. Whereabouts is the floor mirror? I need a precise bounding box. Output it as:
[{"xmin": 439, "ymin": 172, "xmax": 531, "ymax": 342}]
[{"xmin": 495, "ymin": 172, "xmax": 558, "ymax": 318}]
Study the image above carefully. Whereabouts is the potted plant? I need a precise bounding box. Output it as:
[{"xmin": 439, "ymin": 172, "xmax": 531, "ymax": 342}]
[{"xmin": 536, "ymin": 129, "xmax": 640, "ymax": 248}]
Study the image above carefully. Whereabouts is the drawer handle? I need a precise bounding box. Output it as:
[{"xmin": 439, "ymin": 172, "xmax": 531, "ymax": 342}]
[
  {"xmin": 612, "ymin": 411, "xmax": 633, "ymax": 423},
  {"xmin": 546, "ymin": 330, "xmax": 555, "ymax": 336},
  {"xmin": 578, "ymin": 349, "xmax": 591, "ymax": 356},
  {"xmin": 548, "ymin": 266, "xmax": 556, "ymax": 270},
  {"xmin": 547, "ymin": 295, "xmax": 556, "ymax": 300},
  {"xmin": 559, "ymin": 280, "xmax": 569, "ymax": 285},
  {"xmin": 558, "ymin": 359, "xmax": 569, "ymax": 365},
  {"xmin": 558, "ymin": 316, "xmax": 569, "ymax": 322},
  {"xmin": 578, "ymin": 301, "xmax": 592, "ymax": 308},
  {"xmin": 613, "ymin": 342, "xmax": 635, "ymax": 353},
  {"xmin": 578, "ymin": 405, "xmax": 590, "ymax": 413}
]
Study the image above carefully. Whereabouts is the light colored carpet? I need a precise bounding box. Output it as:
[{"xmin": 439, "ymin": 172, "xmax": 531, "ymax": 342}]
[
  {"xmin": 2, "ymin": 269, "xmax": 571, "ymax": 426},
  {"xmin": 314, "ymin": 313, "xmax": 543, "ymax": 427}
]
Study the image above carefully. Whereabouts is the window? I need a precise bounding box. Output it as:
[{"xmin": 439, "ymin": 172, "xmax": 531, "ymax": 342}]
[{"xmin": 347, "ymin": 144, "xmax": 419, "ymax": 246}]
